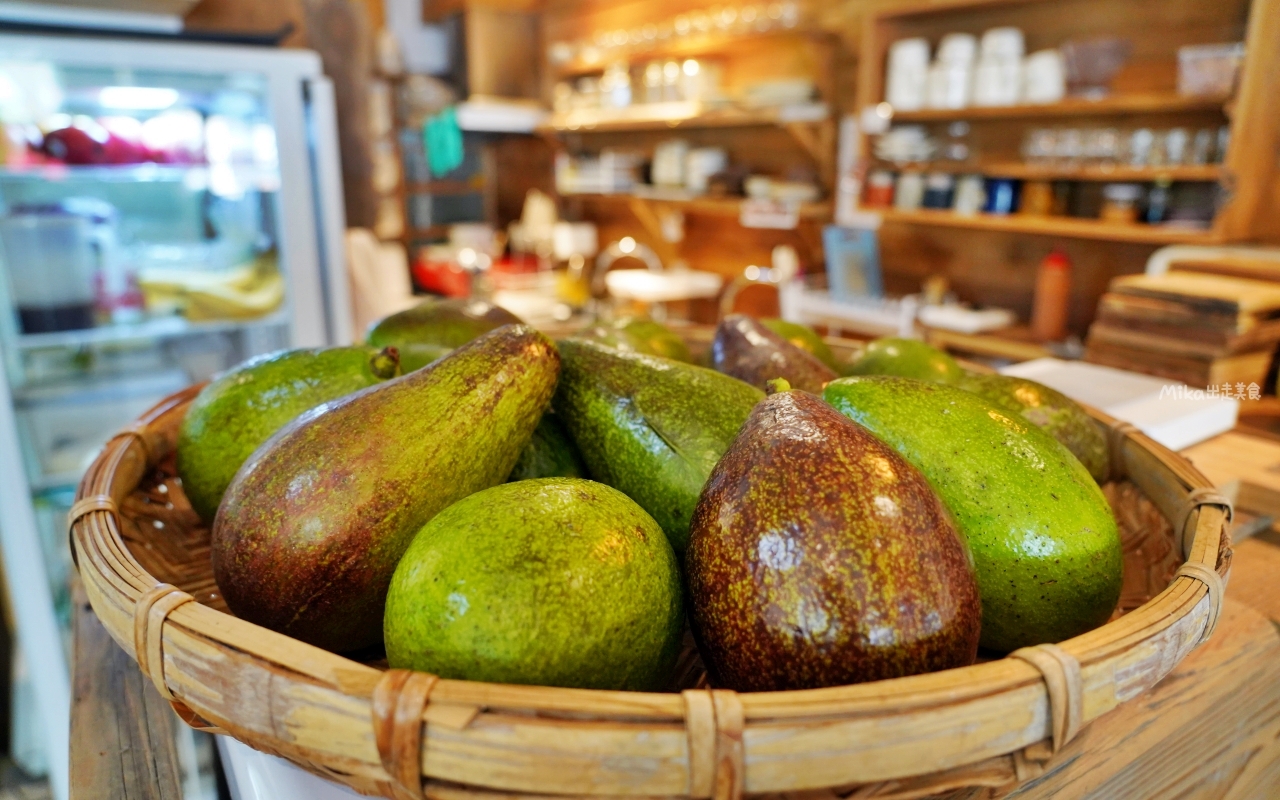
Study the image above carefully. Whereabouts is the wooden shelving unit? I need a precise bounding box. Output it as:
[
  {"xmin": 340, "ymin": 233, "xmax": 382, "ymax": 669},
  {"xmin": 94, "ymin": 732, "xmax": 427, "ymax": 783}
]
[
  {"xmin": 878, "ymin": 208, "xmax": 1219, "ymax": 244},
  {"xmin": 888, "ymin": 92, "xmax": 1229, "ymax": 123},
  {"xmin": 847, "ymin": 0, "xmax": 1280, "ymax": 344}
]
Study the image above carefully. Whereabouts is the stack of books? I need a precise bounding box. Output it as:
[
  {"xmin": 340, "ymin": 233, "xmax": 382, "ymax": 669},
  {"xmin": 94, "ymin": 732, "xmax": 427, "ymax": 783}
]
[{"xmin": 1086, "ymin": 271, "xmax": 1280, "ymax": 387}]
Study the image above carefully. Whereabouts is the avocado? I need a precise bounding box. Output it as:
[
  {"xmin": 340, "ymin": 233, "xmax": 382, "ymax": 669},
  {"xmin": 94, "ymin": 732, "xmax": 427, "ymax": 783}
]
[
  {"xmin": 384, "ymin": 478, "xmax": 683, "ymax": 690},
  {"xmin": 367, "ymin": 297, "xmax": 522, "ymax": 354},
  {"xmin": 824, "ymin": 376, "xmax": 1122, "ymax": 652},
  {"xmin": 844, "ymin": 337, "xmax": 963, "ymax": 383},
  {"xmin": 687, "ymin": 387, "xmax": 981, "ymax": 691},
  {"xmin": 554, "ymin": 338, "xmax": 764, "ymax": 554},
  {"xmin": 712, "ymin": 314, "xmax": 838, "ymax": 394},
  {"xmin": 760, "ymin": 318, "xmax": 841, "ymax": 371},
  {"xmin": 212, "ymin": 325, "xmax": 559, "ymax": 652},
  {"xmin": 958, "ymin": 373, "xmax": 1109, "ymax": 483},
  {"xmin": 508, "ymin": 413, "xmax": 588, "ymax": 481},
  {"xmin": 579, "ymin": 317, "xmax": 694, "ymax": 363},
  {"xmin": 176, "ymin": 346, "xmax": 399, "ymax": 523},
  {"xmin": 396, "ymin": 343, "xmax": 454, "ymax": 373}
]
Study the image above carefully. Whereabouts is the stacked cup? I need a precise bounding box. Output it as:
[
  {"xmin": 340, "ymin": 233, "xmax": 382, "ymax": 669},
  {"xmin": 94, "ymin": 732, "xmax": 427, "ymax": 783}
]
[
  {"xmin": 926, "ymin": 33, "xmax": 977, "ymax": 110},
  {"xmin": 973, "ymin": 27, "xmax": 1024, "ymax": 107},
  {"xmin": 886, "ymin": 37, "xmax": 930, "ymax": 111}
]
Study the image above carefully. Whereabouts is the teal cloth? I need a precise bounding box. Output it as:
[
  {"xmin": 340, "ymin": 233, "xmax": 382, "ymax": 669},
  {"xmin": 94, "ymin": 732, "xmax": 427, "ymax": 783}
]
[{"xmin": 424, "ymin": 107, "xmax": 464, "ymax": 178}]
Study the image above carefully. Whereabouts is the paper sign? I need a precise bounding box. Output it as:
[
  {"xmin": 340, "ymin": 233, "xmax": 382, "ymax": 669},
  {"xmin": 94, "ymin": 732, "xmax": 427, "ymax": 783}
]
[{"xmin": 740, "ymin": 199, "xmax": 800, "ymax": 230}]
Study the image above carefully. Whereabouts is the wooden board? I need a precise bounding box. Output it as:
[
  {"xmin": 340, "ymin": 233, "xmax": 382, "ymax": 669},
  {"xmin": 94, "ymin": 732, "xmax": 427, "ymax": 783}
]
[
  {"xmin": 1110, "ymin": 272, "xmax": 1280, "ymax": 315},
  {"xmin": 69, "ymin": 579, "xmax": 183, "ymax": 800}
]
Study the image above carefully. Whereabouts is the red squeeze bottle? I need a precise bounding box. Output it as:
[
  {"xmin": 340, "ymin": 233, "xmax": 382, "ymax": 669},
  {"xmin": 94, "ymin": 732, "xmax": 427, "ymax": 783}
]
[{"xmin": 1031, "ymin": 250, "xmax": 1071, "ymax": 342}]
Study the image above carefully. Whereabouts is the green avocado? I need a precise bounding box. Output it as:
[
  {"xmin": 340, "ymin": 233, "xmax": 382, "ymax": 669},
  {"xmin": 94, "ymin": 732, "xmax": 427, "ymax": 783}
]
[
  {"xmin": 212, "ymin": 325, "xmax": 559, "ymax": 652},
  {"xmin": 844, "ymin": 337, "xmax": 963, "ymax": 383},
  {"xmin": 384, "ymin": 478, "xmax": 683, "ymax": 690},
  {"xmin": 579, "ymin": 317, "xmax": 693, "ymax": 363},
  {"xmin": 760, "ymin": 318, "xmax": 841, "ymax": 371},
  {"xmin": 554, "ymin": 338, "xmax": 765, "ymax": 554},
  {"xmin": 367, "ymin": 297, "xmax": 522, "ymax": 353},
  {"xmin": 824, "ymin": 376, "xmax": 1123, "ymax": 653},
  {"xmin": 396, "ymin": 342, "xmax": 454, "ymax": 373},
  {"xmin": 176, "ymin": 346, "xmax": 399, "ymax": 523},
  {"xmin": 508, "ymin": 413, "xmax": 588, "ymax": 482},
  {"xmin": 958, "ymin": 373, "xmax": 1110, "ymax": 483}
]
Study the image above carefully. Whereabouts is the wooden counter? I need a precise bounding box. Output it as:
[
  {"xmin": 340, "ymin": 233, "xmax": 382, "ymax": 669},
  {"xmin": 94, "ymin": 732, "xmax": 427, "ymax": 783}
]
[{"xmin": 70, "ymin": 433, "xmax": 1280, "ymax": 799}]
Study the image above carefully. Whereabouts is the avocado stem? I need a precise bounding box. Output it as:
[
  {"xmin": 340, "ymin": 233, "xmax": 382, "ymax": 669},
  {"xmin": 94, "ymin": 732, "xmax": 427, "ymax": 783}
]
[
  {"xmin": 765, "ymin": 378, "xmax": 792, "ymax": 395},
  {"xmin": 372, "ymin": 347, "xmax": 401, "ymax": 379}
]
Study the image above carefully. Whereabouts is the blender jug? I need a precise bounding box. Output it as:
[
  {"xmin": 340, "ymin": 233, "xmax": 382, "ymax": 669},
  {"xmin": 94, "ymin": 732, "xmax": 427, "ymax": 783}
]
[{"xmin": 0, "ymin": 201, "xmax": 115, "ymax": 334}]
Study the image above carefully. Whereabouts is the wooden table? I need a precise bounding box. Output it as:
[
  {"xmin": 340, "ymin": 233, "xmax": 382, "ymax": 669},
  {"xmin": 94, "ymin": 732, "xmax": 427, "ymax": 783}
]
[{"xmin": 69, "ymin": 437, "xmax": 1280, "ymax": 800}]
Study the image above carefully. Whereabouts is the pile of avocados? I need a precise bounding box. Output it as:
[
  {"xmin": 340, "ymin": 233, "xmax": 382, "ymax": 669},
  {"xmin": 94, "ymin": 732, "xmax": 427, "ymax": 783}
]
[{"xmin": 178, "ymin": 297, "xmax": 1123, "ymax": 693}]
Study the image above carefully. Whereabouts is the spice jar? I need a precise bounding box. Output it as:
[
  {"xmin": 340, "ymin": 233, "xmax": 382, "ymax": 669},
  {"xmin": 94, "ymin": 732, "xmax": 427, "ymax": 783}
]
[
  {"xmin": 1100, "ymin": 183, "xmax": 1143, "ymax": 224},
  {"xmin": 1019, "ymin": 180, "xmax": 1055, "ymax": 216},
  {"xmin": 864, "ymin": 170, "xmax": 895, "ymax": 207}
]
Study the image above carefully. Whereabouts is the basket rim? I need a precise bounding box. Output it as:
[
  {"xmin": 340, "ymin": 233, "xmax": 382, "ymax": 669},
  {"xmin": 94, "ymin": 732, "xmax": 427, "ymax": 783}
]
[{"xmin": 70, "ymin": 375, "xmax": 1232, "ymax": 798}]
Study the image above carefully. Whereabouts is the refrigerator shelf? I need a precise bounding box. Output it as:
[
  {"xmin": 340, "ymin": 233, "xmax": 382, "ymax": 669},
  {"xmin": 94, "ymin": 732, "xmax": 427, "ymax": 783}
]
[{"xmin": 13, "ymin": 311, "xmax": 289, "ymax": 351}]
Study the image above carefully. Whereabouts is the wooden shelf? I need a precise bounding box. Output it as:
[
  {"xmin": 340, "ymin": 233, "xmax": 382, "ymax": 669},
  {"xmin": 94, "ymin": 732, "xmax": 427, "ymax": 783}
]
[
  {"xmin": 924, "ymin": 326, "xmax": 1054, "ymax": 363},
  {"xmin": 877, "ymin": 207, "xmax": 1220, "ymax": 244},
  {"xmin": 889, "ymin": 93, "xmax": 1230, "ymax": 123},
  {"xmin": 541, "ymin": 102, "xmax": 829, "ymax": 133},
  {"xmin": 871, "ymin": 162, "xmax": 1224, "ymax": 182},
  {"xmin": 566, "ymin": 192, "xmax": 832, "ymax": 221}
]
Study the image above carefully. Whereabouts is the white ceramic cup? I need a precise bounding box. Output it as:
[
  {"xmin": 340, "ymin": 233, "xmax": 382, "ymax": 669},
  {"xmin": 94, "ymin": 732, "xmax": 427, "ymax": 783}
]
[
  {"xmin": 1023, "ymin": 49, "xmax": 1066, "ymax": 104},
  {"xmin": 927, "ymin": 61, "xmax": 973, "ymax": 109},
  {"xmin": 886, "ymin": 37, "xmax": 931, "ymax": 110},
  {"xmin": 974, "ymin": 58, "xmax": 1023, "ymax": 106},
  {"xmin": 937, "ymin": 33, "xmax": 978, "ymax": 66},
  {"xmin": 980, "ymin": 27, "xmax": 1025, "ymax": 60}
]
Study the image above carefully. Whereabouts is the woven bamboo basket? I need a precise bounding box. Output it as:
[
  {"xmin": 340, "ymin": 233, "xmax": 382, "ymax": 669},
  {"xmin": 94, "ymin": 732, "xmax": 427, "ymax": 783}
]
[{"xmin": 70, "ymin": 333, "xmax": 1232, "ymax": 800}]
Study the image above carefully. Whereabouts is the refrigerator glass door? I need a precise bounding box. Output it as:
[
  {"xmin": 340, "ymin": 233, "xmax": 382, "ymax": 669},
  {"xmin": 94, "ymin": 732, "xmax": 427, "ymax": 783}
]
[{"xmin": 0, "ymin": 36, "xmax": 342, "ymax": 800}]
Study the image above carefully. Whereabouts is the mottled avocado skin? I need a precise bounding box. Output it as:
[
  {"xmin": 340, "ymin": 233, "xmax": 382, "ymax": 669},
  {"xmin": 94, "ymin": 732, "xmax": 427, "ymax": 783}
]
[
  {"xmin": 366, "ymin": 297, "xmax": 522, "ymax": 368},
  {"xmin": 760, "ymin": 318, "xmax": 841, "ymax": 372},
  {"xmin": 688, "ymin": 390, "xmax": 981, "ymax": 691},
  {"xmin": 958, "ymin": 373, "xmax": 1110, "ymax": 483},
  {"xmin": 176, "ymin": 346, "xmax": 399, "ymax": 523},
  {"xmin": 212, "ymin": 325, "xmax": 559, "ymax": 653},
  {"xmin": 712, "ymin": 314, "xmax": 837, "ymax": 394},
  {"xmin": 844, "ymin": 337, "xmax": 963, "ymax": 383},
  {"xmin": 507, "ymin": 413, "xmax": 588, "ymax": 481},
  {"xmin": 579, "ymin": 317, "xmax": 694, "ymax": 363},
  {"xmin": 824, "ymin": 377, "xmax": 1123, "ymax": 653},
  {"xmin": 384, "ymin": 478, "xmax": 683, "ymax": 690},
  {"xmin": 554, "ymin": 338, "xmax": 765, "ymax": 554}
]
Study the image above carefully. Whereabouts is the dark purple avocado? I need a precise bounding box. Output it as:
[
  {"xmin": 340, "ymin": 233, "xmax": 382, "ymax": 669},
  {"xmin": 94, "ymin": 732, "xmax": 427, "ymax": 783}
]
[
  {"xmin": 686, "ymin": 389, "xmax": 981, "ymax": 692},
  {"xmin": 211, "ymin": 324, "xmax": 559, "ymax": 653},
  {"xmin": 712, "ymin": 314, "xmax": 837, "ymax": 394}
]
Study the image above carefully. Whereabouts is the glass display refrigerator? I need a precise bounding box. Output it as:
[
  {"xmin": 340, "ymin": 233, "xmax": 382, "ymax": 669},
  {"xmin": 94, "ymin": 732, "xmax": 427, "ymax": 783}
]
[{"xmin": 0, "ymin": 32, "xmax": 351, "ymax": 799}]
